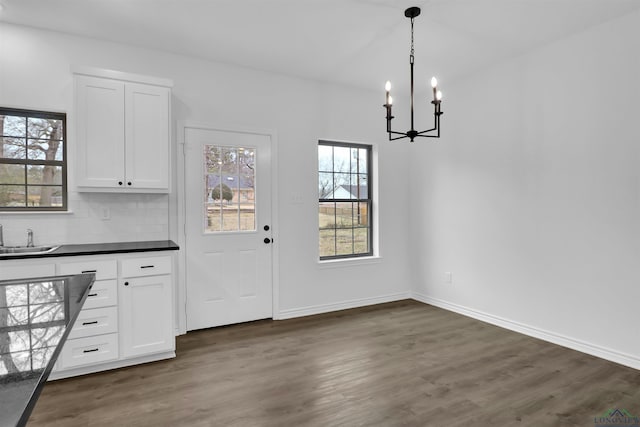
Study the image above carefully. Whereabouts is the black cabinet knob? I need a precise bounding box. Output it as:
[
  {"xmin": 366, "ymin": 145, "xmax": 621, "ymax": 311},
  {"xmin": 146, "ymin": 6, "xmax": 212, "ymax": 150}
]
[
  {"xmin": 127, "ymin": 182, "xmax": 132, "ymax": 186},
  {"xmin": 264, "ymin": 225, "xmax": 270, "ymax": 231},
  {"xmin": 264, "ymin": 238, "xmax": 271, "ymax": 244},
  {"xmin": 118, "ymin": 181, "xmax": 123, "ymax": 186},
  {"xmin": 124, "ymin": 281, "xmax": 129, "ymax": 286}
]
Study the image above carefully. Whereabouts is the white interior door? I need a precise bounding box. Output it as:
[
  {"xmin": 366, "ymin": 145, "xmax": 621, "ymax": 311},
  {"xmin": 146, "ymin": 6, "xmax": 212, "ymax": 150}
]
[{"xmin": 184, "ymin": 126, "xmax": 273, "ymax": 331}]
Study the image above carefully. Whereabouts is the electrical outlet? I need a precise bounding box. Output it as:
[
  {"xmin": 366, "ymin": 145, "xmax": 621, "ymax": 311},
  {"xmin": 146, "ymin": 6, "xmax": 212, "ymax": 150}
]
[
  {"xmin": 444, "ymin": 272, "xmax": 453, "ymax": 284},
  {"xmin": 101, "ymin": 207, "xmax": 111, "ymax": 221}
]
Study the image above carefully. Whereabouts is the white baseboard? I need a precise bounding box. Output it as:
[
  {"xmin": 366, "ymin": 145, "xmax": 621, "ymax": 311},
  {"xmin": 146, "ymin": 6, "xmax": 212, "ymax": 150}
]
[
  {"xmin": 412, "ymin": 292, "xmax": 640, "ymax": 370},
  {"xmin": 277, "ymin": 291, "xmax": 411, "ymax": 320}
]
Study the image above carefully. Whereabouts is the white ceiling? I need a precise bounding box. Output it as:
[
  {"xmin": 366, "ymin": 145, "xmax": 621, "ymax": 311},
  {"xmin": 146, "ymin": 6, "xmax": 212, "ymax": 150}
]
[{"xmin": 1, "ymin": 0, "xmax": 639, "ymax": 92}]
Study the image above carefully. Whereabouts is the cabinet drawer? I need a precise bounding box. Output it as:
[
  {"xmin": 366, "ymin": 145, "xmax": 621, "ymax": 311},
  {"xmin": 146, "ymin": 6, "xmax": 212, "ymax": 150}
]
[
  {"xmin": 68, "ymin": 306, "xmax": 118, "ymax": 339},
  {"xmin": 60, "ymin": 333, "xmax": 119, "ymax": 369},
  {"xmin": 0, "ymin": 263, "xmax": 55, "ymax": 281},
  {"xmin": 120, "ymin": 255, "xmax": 171, "ymax": 278},
  {"xmin": 83, "ymin": 279, "xmax": 117, "ymax": 310},
  {"xmin": 57, "ymin": 259, "xmax": 117, "ymax": 281}
]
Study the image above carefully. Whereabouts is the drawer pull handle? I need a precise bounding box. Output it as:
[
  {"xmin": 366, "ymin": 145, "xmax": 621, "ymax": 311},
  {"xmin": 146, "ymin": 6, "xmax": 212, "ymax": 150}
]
[
  {"xmin": 82, "ymin": 321, "xmax": 99, "ymax": 326},
  {"xmin": 83, "ymin": 348, "xmax": 99, "ymax": 353},
  {"xmin": 88, "ymin": 293, "xmax": 98, "ymax": 297},
  {"xmin": 81, "ymin": 270, "xmax": 97, "ymax": 273},
  {"xmin": 140, "ymin": 265, "xmax": 155, "ymax": 269}
]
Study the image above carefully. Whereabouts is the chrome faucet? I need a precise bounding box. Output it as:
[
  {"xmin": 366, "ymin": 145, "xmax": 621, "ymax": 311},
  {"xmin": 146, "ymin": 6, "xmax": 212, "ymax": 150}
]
[
  {"xmin": 0, "ymin": 224, "xmax": 3, "ymax": 246},
  {"xmin": 27, "ymin": 229, "xmax": 34, "ymax": 247}
]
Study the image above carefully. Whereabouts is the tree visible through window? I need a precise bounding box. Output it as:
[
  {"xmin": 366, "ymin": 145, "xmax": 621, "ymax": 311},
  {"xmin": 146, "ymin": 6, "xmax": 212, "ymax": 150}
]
[
  {"xmin": 319, "ymin": 141, "xmax": 372, "ymax": 259},
  {"xmin": 0, "ymin": 108, "xmax": 67, "ymax": 211}
]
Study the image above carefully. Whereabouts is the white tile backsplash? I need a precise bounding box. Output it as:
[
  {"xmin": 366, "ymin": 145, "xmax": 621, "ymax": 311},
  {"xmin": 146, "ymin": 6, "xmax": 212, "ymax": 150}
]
[{"xmin": 0, "ymin": 191, "xmax": 169, "ymax": 246}]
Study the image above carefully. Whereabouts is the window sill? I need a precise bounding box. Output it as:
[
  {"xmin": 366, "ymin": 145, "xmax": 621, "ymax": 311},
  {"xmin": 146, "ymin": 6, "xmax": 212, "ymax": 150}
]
[
  {"xmin": 318, "ymin": 256, "xmax": 382, "ymax": 269},
  {"xmin": 0, "ymin": 210, "xmax": 73, "ymax": 215}
]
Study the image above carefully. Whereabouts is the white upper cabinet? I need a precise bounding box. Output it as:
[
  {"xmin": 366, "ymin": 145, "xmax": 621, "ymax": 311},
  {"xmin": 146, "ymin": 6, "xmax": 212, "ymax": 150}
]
[{"xmin": 74, "ymin": 68, "xmax": 172, "ymax": 192}]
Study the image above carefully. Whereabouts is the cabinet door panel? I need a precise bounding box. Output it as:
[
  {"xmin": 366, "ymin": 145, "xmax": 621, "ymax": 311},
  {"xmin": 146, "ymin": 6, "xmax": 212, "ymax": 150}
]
[
  {"xmin": 76, "ymin": 76, "xmax": 126, "ymax": 188},
  {"xmin": 125, "ymin": 83, "xmax": 170, "ymax": 190},
  {"xmin": 120, "ymin": 275, "xmax": 173, "ymax": 358}
]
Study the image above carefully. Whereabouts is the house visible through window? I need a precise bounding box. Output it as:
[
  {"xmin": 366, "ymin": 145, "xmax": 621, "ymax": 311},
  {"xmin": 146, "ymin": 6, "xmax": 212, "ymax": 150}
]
[
  {"xmin": 319, "ymin": 141, "xmax": 372, "ymax": 259},
  {"xmin": 0, "ymin": 107, "xmax": 67, "ymax": 211}
]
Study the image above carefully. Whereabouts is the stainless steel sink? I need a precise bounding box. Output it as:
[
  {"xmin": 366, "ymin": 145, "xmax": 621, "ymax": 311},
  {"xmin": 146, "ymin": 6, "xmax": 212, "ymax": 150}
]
[{"xmin": 0, "ymin": 245, "xmax": 60, "ymax": 256}]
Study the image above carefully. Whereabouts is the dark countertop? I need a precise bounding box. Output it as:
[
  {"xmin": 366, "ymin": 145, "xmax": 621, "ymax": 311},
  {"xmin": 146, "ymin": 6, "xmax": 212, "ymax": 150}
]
[
  {"xmin": 0, "ymin": 273, "xmax": 95, "ymax": 427},
  {"xmin": 0, "ymin": 240, "xmax": 179, "ymax": 261}
]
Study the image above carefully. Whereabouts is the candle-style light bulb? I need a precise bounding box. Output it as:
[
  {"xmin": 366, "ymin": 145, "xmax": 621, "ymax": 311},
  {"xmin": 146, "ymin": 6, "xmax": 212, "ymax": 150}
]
[
  {"xmin": 385, "ymin": 81, "xmax": 391, "ymax": 105},
  {"xmin": 436, "ymin": 90, "xmax": 442, "ymax": 101},
  {"xmin": 388, "ymin": 95, "xmax": 393, "ymax": 106},
  {"xmin": 431, "ymin": 77, "xmax": 438, "ymax": 101}
]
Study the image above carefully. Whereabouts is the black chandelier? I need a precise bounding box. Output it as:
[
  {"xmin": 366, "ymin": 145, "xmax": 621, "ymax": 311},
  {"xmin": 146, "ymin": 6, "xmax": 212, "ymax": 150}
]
[{"xmin": 384, "ymin": 6, "xmax": 443, "ymax": 142}]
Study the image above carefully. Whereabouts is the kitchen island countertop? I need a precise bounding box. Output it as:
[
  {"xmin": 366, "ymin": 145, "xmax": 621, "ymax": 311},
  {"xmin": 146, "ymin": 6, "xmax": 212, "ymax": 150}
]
[{"xmin": 0, "ymin": 273, "xmax": 95, "ymax": 427}]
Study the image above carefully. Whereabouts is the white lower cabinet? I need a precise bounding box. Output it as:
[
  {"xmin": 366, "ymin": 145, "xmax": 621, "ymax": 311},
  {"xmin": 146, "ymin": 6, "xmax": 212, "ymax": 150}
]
[
  {"xmin": 50, "ymin": 252, "xmax": 174, "ymax": 378},
  {"xmin": 120, "ymin": 274, "xmax": 174, "ymax": 358}
]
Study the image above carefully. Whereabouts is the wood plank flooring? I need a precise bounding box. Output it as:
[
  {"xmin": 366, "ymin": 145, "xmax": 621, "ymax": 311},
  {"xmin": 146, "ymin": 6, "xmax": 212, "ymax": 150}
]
[{"xmin": 29, "ymin": 300, "xmax": 640, "ymax": 426}]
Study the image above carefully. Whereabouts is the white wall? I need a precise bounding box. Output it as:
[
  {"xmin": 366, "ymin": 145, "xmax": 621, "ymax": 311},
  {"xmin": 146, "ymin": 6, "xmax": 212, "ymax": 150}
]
[
  {"xmin": 0, "ymin": 23, "xmax": 412, "ymax": 317},
  {"xmin": 410, "ymin": 10, "xmax": 640, "ymax": 368}
]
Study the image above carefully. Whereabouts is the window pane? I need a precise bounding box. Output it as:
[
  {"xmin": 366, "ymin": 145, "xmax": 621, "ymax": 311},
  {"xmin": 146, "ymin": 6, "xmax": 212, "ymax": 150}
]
[
  {"xmin": 30, "ymin": 281, "xmax": 64, "ymax": 304},
  {"xmin": 30, "ymin": 303, "xmax": 65, "ymax": 324},
  {"xmin": 1, "ymin": 115, "xmax": 26, "ymax": 137},
  {"xmin": 27, "ymin": 165, "xmax": 63, "ymax": 185},
  {"xmin": 222, "ymin": 205, "xmax": 240, "ymax": 232},
  {"xmin": 357, "ymin": 202, "xmax": 369, "ymax": 226},
  {"xmin": 319, "ymin": 202, "xmax": 335, "ymax": 230},
  {"xmin": 27, "ymin": 139, "xmax": 63, "ymax": 161},
  {"xmin": 319, "ymin": 229, "xmax": 336, "ymax": 258},
  {"xmin": 333, "ymin": 146, "xmax": 350, "ymax": 172},
  {"xmin": 27, "ymin": 186, "xmax": 64, "ymax": 207},
  {"xmin": 358, "ymin": 148, "xmax": 368, "ymax": 173},
  {"xmin": 336, "ymin": 229, "xmax": 354, "ymax": 256},
  {"xmin": 335, "ymin": 202, "xmax": 353, "ymax": 228},
  {"xmin": 206, "ymin": 203, "xmax": 222, "ymax": 232},
  {"xmin": 239, "ymin": 204, "xmax": 255, "ymax": 231},
  {"xmin": 318, "ymin": 145, "xmax": 333, "ymax": 172},
  {"xmin": 1, "ymin": 137, "xmax": 26, "ymax": 159},
  {"xmin": 27, "ymin": 118, "xmax": 64, "ymax": 141},
  {"xmin": 0, "ymin": 164, "xmax": 26, "ymax": 185},
  {"xmin": 319, "ymin": 172, "xmax": 333, "ymax": 199},
  {"xmin": 205, "ymin": 145, "xmax": 222, "ymax": 173},
  {"xmin": 0, "ymin": 185, "xmax": 26, "ymax": 207},
  {"xmin": 334, "ymin": 173, "xmax": 350, "ymax": 198},
  {"xmin": 354, "ymin": 227, "xmax": 370, "ymax": 254}
]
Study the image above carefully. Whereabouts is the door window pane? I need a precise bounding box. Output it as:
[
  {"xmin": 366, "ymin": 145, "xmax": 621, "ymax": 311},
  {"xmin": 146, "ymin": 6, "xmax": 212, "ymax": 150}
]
[{"xmin": 204, "ymin": 144, "xmax": 256, "ymax": 233}]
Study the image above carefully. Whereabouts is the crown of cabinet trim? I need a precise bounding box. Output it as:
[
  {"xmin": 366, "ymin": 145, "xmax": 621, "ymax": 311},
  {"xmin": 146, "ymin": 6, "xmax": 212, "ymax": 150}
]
[{"xmin": 72, "ymin": 65, "xmax": 173, "ymax": 88}]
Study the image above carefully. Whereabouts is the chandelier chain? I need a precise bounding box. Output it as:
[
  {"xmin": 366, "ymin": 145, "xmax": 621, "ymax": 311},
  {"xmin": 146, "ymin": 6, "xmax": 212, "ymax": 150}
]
[{"xmin": 410, "ymin": 17, "xmax": 415, "ymax": 63}]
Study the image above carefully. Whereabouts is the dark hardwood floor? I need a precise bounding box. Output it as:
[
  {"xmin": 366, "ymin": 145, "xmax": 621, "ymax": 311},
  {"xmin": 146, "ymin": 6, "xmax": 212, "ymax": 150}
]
[{"xmin": 29, "ymin": 300, "xmax": 640, "ymax": 426}]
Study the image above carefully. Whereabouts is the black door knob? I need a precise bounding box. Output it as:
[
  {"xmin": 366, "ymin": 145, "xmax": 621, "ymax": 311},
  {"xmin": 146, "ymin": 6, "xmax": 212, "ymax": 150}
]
[
  {"xmin": 264, "ymin": 225, "xmax": 270, "ymax": 231},
  {"xmin": 264, "ymin": 238, "xmax": 271, "ymax": 244}
]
